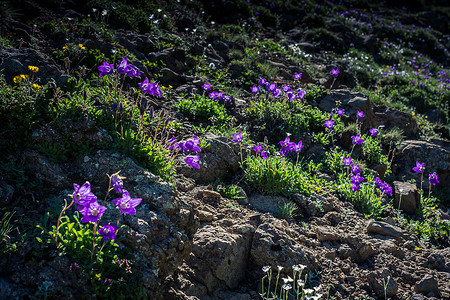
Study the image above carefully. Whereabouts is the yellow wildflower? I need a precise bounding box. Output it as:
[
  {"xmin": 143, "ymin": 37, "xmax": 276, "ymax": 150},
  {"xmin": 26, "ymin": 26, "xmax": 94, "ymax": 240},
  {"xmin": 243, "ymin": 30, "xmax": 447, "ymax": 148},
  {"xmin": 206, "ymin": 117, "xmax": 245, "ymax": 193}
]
[
  {"xmin": 63, "ymin": 45, "xmax": 68, "ymax": 51},
  {"xmin": 78, "ymin": 44, "xmax": 86, "ymax": 50},
  {"xmin": 425, "ymin": 116, "xmax": 428, "ymax": 119},
  {"xmin": 20, "ymin": 74, "xmax": 29, "ymax": 80},
  {"xmin": 28, "ymin": 65, "xmax": 39, "ymax": 73},
  {"xmin": 169, "ymin": 85, "xmax": 173, "ymax": 89},
  {"xmin": 412, "ymin": 112, "xmax": 415, "ymax": 116},
  {"xmin": 13, "ymin": 75, "xmax": 22, "ymax": 84},
  {"xmin": 32, "ymin": 83, "xmax": 41, "ymax": 90}
]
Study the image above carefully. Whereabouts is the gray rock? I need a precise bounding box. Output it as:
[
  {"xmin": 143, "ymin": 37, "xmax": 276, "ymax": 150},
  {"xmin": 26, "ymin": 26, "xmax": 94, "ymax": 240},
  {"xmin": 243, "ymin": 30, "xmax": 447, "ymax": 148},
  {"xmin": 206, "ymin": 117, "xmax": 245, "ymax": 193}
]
[
  {"xmin": 366, "ymin": 219, "xmax": 405, "ymax": 240},
  {"xmin": 368, "ymin": 269, "xmax": 398, "ymax": 297},
  {"xmin": 116, "ymin": 29, "xmax": 154, "ymax": 60},
  {"xmin": 414, "ymin": 275, "xmax": 440, "ymax": 297},
  {"xmin": 148, "ymin": 47, "xmax": 187, "ymax": 73},
  {"xmin": 0, "ymin": 45, "xmax": 68, "ymax": 86},
  {"xmin": 21, "ymin": 150, "xmax": 69, "ymax": 192},
  {"xmin": 177, "ymin": 133, "xmax": 241, "ymax": 183},
  {"xmin": 319, "ymin": 89, "xmax": 376, "ymax": 131},
  {"xmin": 76, "ymin": 150, "xmax": 198, "ymax": 298},
  {"xmin": 187, "ymin": 224, "xmax": 254, "ymax": 291},
  {"xmin": 250, "ymin": 219, "xmax": 316, "ymax": 273},
  {"xmin": 248, "ymin": 194, "xmax": 288, "ymax": 215},
  {"xmin": 393, "ymin": 181, "xmax": 420, "ymax": 214},
  {"xmin": 373, "ymin": 105, "xmax": 418, "ymax": 137}
]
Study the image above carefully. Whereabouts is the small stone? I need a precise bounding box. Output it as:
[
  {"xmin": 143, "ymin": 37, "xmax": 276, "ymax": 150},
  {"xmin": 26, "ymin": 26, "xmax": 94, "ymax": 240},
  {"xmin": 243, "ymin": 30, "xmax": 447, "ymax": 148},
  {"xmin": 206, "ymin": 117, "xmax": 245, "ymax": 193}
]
[
  {"xmin": 202, "ymin": 189, "xmax": 222, "ymax": 199},
  {"xmin": 393, "ymin": 181, "xmax": 420, "ymax": 214},
  {"xmin": 414, "ymin": 275, "xmax": 439, "ymax": 296},
  {"xmin": 368, "ymin": 269, "xmax": 398, "ymax": 297},
  {"xmin": 84, "ymin": 156, "xmax": 90, "ymax": 162},
  {"xmin": 366, "ymin": 219, "xmax": 404, "ymax": 240},
  {"xmin": 197, "ymin": 210, "xmax": 214, "ymax": 222}
]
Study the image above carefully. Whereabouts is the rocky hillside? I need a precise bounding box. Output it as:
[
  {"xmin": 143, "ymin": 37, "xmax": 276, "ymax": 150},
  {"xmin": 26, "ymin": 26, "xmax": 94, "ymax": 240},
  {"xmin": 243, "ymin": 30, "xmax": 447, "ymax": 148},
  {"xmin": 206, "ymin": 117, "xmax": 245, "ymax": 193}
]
[{"xmin": 0, "ymin": 0, "xmax": 449, "ymax": 299}]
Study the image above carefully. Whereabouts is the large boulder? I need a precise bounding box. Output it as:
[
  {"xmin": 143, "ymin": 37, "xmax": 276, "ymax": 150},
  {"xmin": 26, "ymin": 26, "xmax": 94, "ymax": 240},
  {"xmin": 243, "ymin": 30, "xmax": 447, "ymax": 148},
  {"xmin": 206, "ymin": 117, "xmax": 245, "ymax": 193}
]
[
  {"xmin": 394, "ymin": 139, "xmax": 450, "ymax": 192},
  {"xmin": 319, "ymin": 89, "xmax": 376, "ymax": 131},
  {"xmin": 177, "ymin": 133, "xmax": 241, "ymax": 183},
  {"xmin": 0, "ymin": 46, "xmax": 69, "ymax": 86},
  {"xmin": 373, "ymin": 105, "xmax": 418, "ymax": 137}
]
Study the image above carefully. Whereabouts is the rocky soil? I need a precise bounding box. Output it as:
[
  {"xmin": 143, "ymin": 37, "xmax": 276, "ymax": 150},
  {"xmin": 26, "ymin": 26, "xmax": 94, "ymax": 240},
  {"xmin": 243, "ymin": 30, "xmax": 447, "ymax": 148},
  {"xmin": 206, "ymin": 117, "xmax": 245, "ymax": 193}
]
[{"xmin": 0, "ymin": 0, "xmax": 449, "ymax": 299}]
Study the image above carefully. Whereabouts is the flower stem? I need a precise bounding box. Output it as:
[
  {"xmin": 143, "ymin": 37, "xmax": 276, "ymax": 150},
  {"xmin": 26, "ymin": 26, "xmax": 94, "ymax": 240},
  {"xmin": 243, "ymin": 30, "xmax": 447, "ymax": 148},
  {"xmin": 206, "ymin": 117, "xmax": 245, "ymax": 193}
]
[{"xmin": 56, "ymin": 199, "xmax": 74, "ymax": 243}]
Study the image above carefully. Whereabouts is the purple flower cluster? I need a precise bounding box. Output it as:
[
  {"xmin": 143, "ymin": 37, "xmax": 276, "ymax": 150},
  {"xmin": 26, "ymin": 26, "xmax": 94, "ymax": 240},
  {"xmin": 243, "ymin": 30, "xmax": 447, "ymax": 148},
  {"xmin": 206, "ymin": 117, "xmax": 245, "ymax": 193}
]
[
  {"xmin": 374, "ymin": 177, "xmax": 393, "ymax": 196},
  {"xmin": 98, "ymin": 57, "xmax": 162, "ymax": 97},
  {"xmin": 203, "ymin": 83, "xmax": 231, "ymax": 102},
  {"xmin": 255, "ymin": 77, "xmax": 306, "ymax": 102},
  {"xmin": 341, "ymin": 157, "xmax": 364, "ymax": 192},
  {"xmin": 253, "ymin": 144, "xmax": 269, "ymax": 160},
  {"xmin": 279, "ymin": 136, "xmax": 303, "ymax": 156},
  {"xmin": 72, "ymin": 179, "xmax": 141, "ymax": 241},
  {"xmin": 138, "ymin": 77, "xmax": 162, "ymax": 97},
  {"xmin": 166, "ymin": 136, "xmax": 202, "ymax": 169}
]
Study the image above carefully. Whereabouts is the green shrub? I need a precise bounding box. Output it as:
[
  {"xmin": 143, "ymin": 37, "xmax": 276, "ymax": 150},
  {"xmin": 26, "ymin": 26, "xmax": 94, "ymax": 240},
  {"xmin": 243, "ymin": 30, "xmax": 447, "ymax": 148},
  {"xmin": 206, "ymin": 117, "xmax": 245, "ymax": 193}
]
[{"xmin": 176, "ymin": 93, "xmax": 232, "ymax": 130}]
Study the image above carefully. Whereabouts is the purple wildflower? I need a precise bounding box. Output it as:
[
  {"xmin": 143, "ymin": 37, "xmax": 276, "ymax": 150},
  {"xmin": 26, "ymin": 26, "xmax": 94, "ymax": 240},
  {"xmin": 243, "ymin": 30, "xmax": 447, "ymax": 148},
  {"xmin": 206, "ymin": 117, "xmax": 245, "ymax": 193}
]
[
  {"xmin": 293, "ymin": 141, "xmax": 303, "ymax": 152},
  {"xmin": 336, "ymin": 108, "xmax": 344, "ymax": 116},
  {"xmin": 69, "ymin": 262, "xmax": 79, "ymax": 272},
  {"xmin": 251, "ymin": 85, "xmax": 259, "ymax": 94},
  {"xmin": 110, "ymin": 174, "xmax": 124, "ymax": 193},
  {"xmin": 330, "ymin": 68, "xmax": 340, "ymax": 77},
  {"xmin": 294, "ymin": 72, "xmax": 302, "ymax": 80},
  {"xmin": 282, "ymin": 85, "xmax": 291, "ymax": 92},
  {"xmin": 287, "ymin": 92, "xmax": 296, "ymax": 102},
  {"xmin": 272, "ymin": 88, "xmax": 282, "ymax": 98},
  {"xmin": 351, "ymin": 174, "xmax": 364, "ymax": 185},
  {"xmin": 350, "ymin": 184, "xmax": 360, "ymax": 192},
  {"xmin": 98, "ymin": 60, "xmax": 114, "ymax": 77},
  {"xmin": 297, "ymin": 89, "xmax": 306, "ymax": 99},
  {"xmin": 253, "ymin": 145, "xmax": 264, "ymax": 153},
  {"xmin": 233, "ymin": 131, "xmax": 243, "ymax": 143},
  {"xmin": 203, "ymin": 83, "xmax": 211, "ymax": 91},
  {"xmin": 72, "ymin": 182, "xmax": 97, "ymax": 206},
  {"xmin": 186, "ymin": 155, "xmax": 200, "ymax": 170},
  {"xmin": 352, "ymin": 135, "xmax": 364, "ymax": 145},
  {"xmin": 126, "ymin": 65, "xmax": 143, "ymax": 78},
  {"xmin": 78, "ymin": 201, "xmax": 107, "ymax": 223},
  {"xmin": 98, "ymin": 223, "xmax": 117, "ymax": 241},
  {"xmin": 280, "ymin": 136, "xmax": 291, "ymax": 148},
  {"xmin": 112, "ymin": 190, "xmax": 142, "ymax": 215},
  {"xmin": 261, "ymin": 151, "xmax": 269, "ymax": 160},
  {"xmin": 166, "ymin": 136, "xmax": 178, "ymax": 150},
  {"xmin": 185, "ymin": 136, "xmax": 201, "ymax": 153},
  {"xmin": 323, "ymin": 119, "xmax": 334, "ymax": 129},
  {"xmin": 351, "ymin": 164, "xmax": 361, "ymax": 174},
  {"xmin": 412, "ymin": 162, "xmax": 425, "ymax": 173},
  {"xmin": 259, "ymin": 77, "xmax": 268, "ymax": 86},
  {"xmin": 117, "ymin": 57, "xmax": 129, "ymax": 74},
  {"xmin": 429, "ymin": 172, "xmax": 439, "ymax": 186},
  {"xmin": 383, "ymin": 185, "xmax": 393, "ymax": 196},
  {"xmin": 138, "ymin": 78, "xmax": 162, "ymax": 97},
  {"xmin": 369, "ymin": 128, "xmax": 379, "ymax": 137},
  {"xmin": 268, "ymin": 83, "xmax": 277, "ymax": 93},
  {"xmin": 356, "ymin": 110, "xmax": 365, "ymax": 119},
  {"xmin": 342, "ymin": 157, "xmax": 352, "ymax": 167}
]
